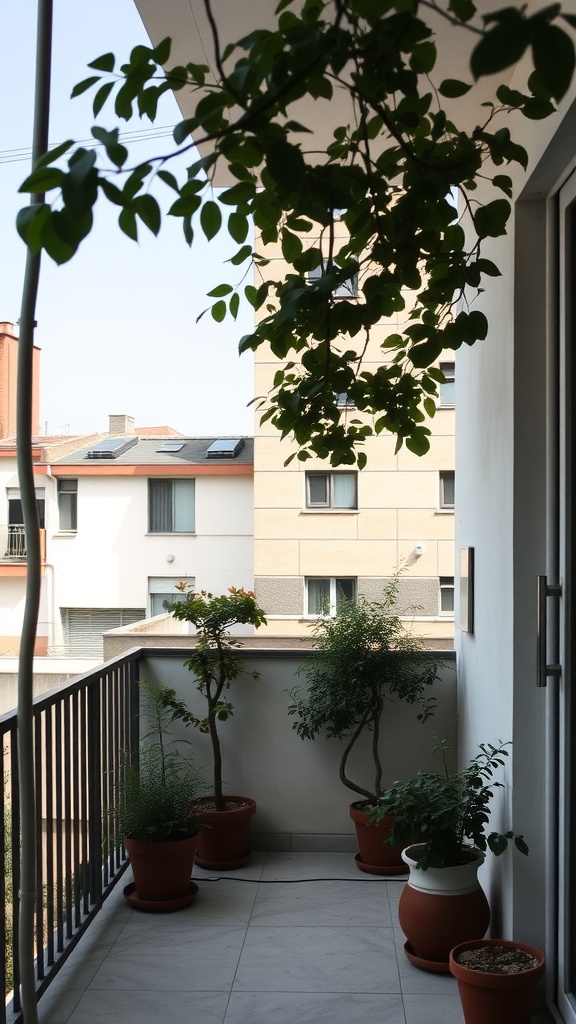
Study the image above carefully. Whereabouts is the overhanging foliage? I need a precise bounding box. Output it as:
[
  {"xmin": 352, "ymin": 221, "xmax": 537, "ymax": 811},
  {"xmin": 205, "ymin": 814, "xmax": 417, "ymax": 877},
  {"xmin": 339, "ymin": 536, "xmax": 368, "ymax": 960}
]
[{"xmin": 17, "ymin": 0, "xmax": 576, "ymax": 464}]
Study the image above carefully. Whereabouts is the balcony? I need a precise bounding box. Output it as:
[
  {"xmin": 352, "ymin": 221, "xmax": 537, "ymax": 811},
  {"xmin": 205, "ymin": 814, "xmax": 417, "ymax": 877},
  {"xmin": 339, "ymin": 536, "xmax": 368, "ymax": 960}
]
[
  {"xmin": 1, "ymin": 646, "xmax": 550, "ymax": 1024},
  {"xmin": 0, "ymin": 526, "xmax": 46, "ymax": 568}
]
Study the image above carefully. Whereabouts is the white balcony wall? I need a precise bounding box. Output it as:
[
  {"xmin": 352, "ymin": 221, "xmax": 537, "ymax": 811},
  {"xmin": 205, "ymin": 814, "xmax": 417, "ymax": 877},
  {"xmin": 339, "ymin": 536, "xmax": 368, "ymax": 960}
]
[{"xmin": 140, "ymin": 651, "xmax": 457, "ymax": 841}]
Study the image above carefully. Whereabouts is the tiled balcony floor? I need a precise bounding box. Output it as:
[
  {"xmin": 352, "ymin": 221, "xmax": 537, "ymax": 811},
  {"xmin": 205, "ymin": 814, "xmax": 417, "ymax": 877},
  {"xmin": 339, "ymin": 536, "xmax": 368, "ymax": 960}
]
[{"xmin": 37, "ymin": 853, "xmax": 552, "ymax": 1024}]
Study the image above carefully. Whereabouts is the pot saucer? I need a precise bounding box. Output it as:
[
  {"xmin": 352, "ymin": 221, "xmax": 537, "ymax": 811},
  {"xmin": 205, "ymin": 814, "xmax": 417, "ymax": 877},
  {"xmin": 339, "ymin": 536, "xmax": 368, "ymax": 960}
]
[
  {"xmin": 354, "ymin": 853, "xmax": 408, "ymax": 876},
  {"xmin": 194, "ymin": 850, "xmax": 251, "ymax": 870},
  {"xmin": 123, "ymin": 881, "xmax": 199, "ymax": 912},
  {"xmin": 404, "ymin": 940, "xmax": 451, "ymax": 973}
]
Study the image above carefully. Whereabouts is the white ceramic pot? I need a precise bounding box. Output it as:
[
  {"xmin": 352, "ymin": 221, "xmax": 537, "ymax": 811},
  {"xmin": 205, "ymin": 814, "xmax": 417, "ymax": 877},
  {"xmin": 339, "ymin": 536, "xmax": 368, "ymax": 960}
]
[{"xmin": 401, "ymin": 844, "xmax": 485, "ymax": 895}]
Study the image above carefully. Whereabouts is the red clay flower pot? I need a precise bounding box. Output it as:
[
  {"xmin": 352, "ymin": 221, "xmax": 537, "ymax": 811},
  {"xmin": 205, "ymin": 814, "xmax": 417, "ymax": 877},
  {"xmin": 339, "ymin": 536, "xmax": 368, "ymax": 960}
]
[
  {"xmin": 398, "ymin": 845, "xmax": 490, "ymax": 971},
  {"xmin": 124, "ymin": 835, "xmax": 198, "ymax": 905},
  {"xmin": 193, "ymin": 795, "xmax": 256, "ymax": 869},
  {"xmin": 449, "ymin": 939, "xmax": 545, "ymax": 1024},
  {"xmin": 349, "ymin": 804, "xmax": 405, "ymax": 875}
]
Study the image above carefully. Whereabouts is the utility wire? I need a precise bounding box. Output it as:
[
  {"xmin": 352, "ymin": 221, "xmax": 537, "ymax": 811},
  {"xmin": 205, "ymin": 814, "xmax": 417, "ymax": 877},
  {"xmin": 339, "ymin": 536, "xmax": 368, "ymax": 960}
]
[{"xmin": 0, "ymin": 124, "xmax": 178, "ymax": 165}]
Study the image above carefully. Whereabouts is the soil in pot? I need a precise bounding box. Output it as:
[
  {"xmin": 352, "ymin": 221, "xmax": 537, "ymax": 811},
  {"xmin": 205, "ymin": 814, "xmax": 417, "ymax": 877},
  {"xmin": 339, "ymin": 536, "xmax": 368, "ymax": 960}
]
[
  {"xmin": 193, "ymin": 795, "xmax": 256, "ymax": 870},
  {"xmin": 350, "ymin": 803, "xmax": 405, "ymax": 875},
  {"xmin": 449, "ymin": 939, "xmax": 546, "ymax": 1024}
]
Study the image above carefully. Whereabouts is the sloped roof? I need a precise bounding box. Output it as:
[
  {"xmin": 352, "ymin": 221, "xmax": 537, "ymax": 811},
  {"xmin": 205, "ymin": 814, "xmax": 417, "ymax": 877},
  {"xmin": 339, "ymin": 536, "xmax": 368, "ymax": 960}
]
[{"xmin": 52, "ymin": 436, "xmax": 254, "ymax": 467}]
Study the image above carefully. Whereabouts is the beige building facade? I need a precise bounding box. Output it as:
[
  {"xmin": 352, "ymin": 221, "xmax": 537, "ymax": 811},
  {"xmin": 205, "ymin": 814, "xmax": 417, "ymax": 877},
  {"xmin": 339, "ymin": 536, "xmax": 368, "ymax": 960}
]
[{"xmin": 252, "ymin": 231, "xmax": 455, "ymax": 643}]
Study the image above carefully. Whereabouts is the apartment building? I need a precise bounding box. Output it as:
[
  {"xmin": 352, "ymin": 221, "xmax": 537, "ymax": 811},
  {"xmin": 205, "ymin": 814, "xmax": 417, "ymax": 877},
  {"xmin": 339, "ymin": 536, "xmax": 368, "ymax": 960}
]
[
  {"xmin": 0, "ymin": 414, "xmax": 253, "ymax": 657},
  {"xmin": 252, "ymin": 230, "xmax": 455, "ymax": 644}
]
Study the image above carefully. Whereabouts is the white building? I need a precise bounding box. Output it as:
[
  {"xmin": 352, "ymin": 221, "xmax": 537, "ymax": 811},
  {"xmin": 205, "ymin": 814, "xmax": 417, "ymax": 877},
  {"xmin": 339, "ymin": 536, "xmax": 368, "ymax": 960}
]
[{"xmin": 0, "ymin": 415, "xmax": 253, "ymax": 658}]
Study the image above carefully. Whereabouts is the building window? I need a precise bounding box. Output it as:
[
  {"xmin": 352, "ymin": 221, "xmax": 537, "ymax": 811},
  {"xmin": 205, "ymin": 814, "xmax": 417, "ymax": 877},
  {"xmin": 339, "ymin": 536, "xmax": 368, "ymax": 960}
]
[
  {"xmin": 307, "ymin": 260, "xmax": 358, "ymax": 298},
  {"xmin": 439, "ymin": 471, "xmax": 455, "ymax": 509},
  {"xmin": 58, "ymin": 479, "xmax": 77, "ymax": 531},
  {"xmin": 306, "ymin": 577, "xmax": 356, "ymax": 616},
  {"xmin": 6, "ymin": 487, "xmax": 45, "ymax": 556},
  {"xmin": 306, "ymin": 472, "xmax": 357, "ymax": 509},
  {"xmin": 148, "ymin": 479, "xmax": 195, "ymax": 533},
  {"xmin": 335, "ymin": 392, "xmax": 356, "ymax": 409},
  {"xmin": 439, "ymin": 363, "xmax": 455, "ymax": 406},
  {"xmin": 439, "ymin": 576, "xmax": 455, "ymax": 614},
  {"xmin": 149, "ymin": 576, "xmax": 194, "ymax": 617}
]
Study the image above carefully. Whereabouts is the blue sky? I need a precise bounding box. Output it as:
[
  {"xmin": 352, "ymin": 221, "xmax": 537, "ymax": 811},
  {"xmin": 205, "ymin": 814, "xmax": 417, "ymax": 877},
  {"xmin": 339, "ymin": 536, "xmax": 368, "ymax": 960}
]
[{"xmin": 0, "ymin": 0, "xmax": 255, "ymax": 438}]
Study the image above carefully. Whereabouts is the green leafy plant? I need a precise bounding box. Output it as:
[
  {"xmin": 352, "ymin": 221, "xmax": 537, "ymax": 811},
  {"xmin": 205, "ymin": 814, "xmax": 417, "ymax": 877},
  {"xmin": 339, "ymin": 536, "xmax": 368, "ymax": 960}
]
[
  {"xmin": 117, "ymin": 680, "xmax": 205, "ymax": 844},
  {"xmin": 370, "ymin": 737, "xmax": 529, "ymax": 868},
  {"xmin": 165, "ymin": 586, "xmax": 267, "ymax": 811},
  {"xmin": 288, "ymin": 578, "xmax": 439, "ymax": 805},
  {"xmin": 17, "ymin": 0, "xmax": 576, "ymax": 466}
]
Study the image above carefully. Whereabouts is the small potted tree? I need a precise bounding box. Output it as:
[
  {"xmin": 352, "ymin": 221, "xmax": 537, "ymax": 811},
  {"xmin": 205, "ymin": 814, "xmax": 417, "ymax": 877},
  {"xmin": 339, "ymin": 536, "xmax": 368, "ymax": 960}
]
[
  {"xmin": 166, "ymin": 586, "xmax": 267, "ymax": 869},
  {"xmin": 371, "ymin": 738, "xmax": 529, "ymax": 970},
  {"xmin": 288, "ymin": 578, "xmax": 439, "ymax": 874},
  {"xmin": 118, "ymin": 680, "xmax": 205, "ymax": 911}
]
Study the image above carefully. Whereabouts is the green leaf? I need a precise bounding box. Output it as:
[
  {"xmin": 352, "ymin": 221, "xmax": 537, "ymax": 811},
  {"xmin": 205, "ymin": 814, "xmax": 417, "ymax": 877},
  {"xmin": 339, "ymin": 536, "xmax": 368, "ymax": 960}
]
[
  {"xmin": 438, "ymin": 79, "xmax": 471, "ymax": 98},
  {"xmin": 173, "ymin": 118, "xmax": 199, "ymax": 145},
  {"xmin": 19, "ymin": 167, "xmax": 63, "ymax": 194},
  {"xmin": 265, "ymin": 140, "xmax": 306, "ymax": 191},
  {"xmin": 200, "ymin": 201, "xmax": 222, "ymax": 240},
  {"xmin": 244, "ymin": 285, "xmax": 257, "ymax": 307},
  {"xmin": 119, "ymin": 206, "xmax": 138, "ymax": 241},
  {"xmin": 229, "ymin": 244, "xmax": 252, "ymax": 266},
  {"xmin": 228, "ymin": 211, "xmax": 249, "ymax": 243},
  {"xmin": 93, "ymin": 81, "xmax": 115, "ymax": 116},
  {"xmin": 207, "ymin": 283, "xmax": 233, "ymax": 297},
  {"xmin": 157, "ymin": 170, "xmax": 179, "ymax": 192},
  {"xmin": 471, "ymin": 12, "xmax": 530, "ymax": 79},
  {"xmin": 134, "ymin": 194, "xmax": 161, "ymax": 235},
  {"xmin": 88, "ymin": 52, "xmax": 115, "ymax": 72},
  {"xmin": 152, "ymin": 37, "xmax": 172, "ymax": 65},
  {"xmin": 473, "ymin": 199, "xmax": 511, "ymax": 238},
  {"xmin": 211, "ymin": 300, "xmax": 227, "ymax": 322},
  {"xmin": 532, "ymin": 23, "xmax": 575, "ymax": 102},
  {"xmin": 229, "ymin": 293, "xmax": 240, "ymax": 319},
  {"xmin": 71, "ymin": 76, "xmax": 100, "ymax": 98},
  {"xmin": 16, "ymin": 203, "xmax": 50, "ymax": 252}
]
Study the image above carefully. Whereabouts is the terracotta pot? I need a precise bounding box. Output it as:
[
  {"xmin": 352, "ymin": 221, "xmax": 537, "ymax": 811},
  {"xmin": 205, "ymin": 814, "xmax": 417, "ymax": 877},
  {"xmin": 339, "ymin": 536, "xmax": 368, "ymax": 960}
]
[
  {"xmin": 449, "ymin": 939, "xmax": 545, "ymax": 1024},
  {"xmin": 124, "ymin": 835, "xmax": 198, "ymax": 905},
  {"xmin": 193, "ymin": 795, "xmax": 256, "ymax": 869},
  {"xmin": 398, "ymin": 845, "xmax": 490, "ymax": 971},
  {"xmin": 349, "ymin": 804, "xmax": 405, "ymax": 875}
]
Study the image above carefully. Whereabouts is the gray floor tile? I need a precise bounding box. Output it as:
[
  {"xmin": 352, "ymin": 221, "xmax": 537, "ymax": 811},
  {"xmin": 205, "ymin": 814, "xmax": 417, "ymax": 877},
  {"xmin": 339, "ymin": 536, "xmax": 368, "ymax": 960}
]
[
  {"xmin": 225, "ymin": 991, "xmax": 406, "ymax": 1024},
  {"xmin": 250, "ymin": 880, "xmax": 393, "ymax": 927},
  {"xmin": 65, "ymin": 989, "xmax": 229, "ymax": 1024},
  {"xmin": 88, "ymin": 927, "xmax": 247, "ymax": 991},
  {"xmin": 261, "ymin": 851, "xmax": 383, "ymax": 880},
  {"xmin": 233, "ymin": 925, "xmax": 400, "ymax": 993},
  {"xmin": 403, "ymin": 993, "xmax": 465, "ymax": 1023}
]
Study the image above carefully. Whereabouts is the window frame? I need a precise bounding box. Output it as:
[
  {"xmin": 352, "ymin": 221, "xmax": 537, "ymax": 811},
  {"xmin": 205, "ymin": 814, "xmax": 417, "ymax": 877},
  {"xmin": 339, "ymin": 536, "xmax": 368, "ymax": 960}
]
[
  {"xmin": 439, "ymin": 576, "xmax": 455, "ymax": 615},
  {"xmin": 148, "ymin": 478, "xmax": 195, "ymax": 534},
  {"xmin": 439, "ymin": 470, "xmax": 455, "ymax": 510},
  {"xmin": 305, "ymin": 576, "xmax": 357, "ymax": 617},
  {"xmin": 439, "ymin": 362, "xmax": 455, "ymax": 407},
  {"xmin": 148, "ymin": 576, "xmax": 194, "ymax": 617},
  {"xmin": 306, "ymin": 260, "xmax": 359, "ymax": 298},
  {"xmin": 305, "ymin": 471, "xmax": 358, "ymax": 510},
  {"xmin": 57, "ymin": 478, "xmax": 78, "ymax": 532}
]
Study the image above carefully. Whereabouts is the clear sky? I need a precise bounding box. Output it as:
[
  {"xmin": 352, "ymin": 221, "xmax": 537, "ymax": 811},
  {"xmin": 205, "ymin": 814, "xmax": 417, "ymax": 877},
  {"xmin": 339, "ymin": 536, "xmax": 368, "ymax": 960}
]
[{"xmin": 0, "ymin": 0, "xmax": 255, "ymax": 438}]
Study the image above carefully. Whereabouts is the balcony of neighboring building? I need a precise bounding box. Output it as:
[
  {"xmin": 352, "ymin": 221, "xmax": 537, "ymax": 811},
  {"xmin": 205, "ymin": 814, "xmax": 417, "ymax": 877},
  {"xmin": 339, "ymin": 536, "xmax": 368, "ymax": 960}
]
[{"xmin": 0, "ymin": 524, "xmax": 46, "ymax": 574}]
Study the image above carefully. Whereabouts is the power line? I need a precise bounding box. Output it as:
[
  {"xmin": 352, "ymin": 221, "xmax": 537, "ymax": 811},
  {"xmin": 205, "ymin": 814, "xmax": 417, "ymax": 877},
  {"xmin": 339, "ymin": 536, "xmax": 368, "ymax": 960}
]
[{"xmin": 0, "ymin": 125, "xmax": 178, "ymax": 166}]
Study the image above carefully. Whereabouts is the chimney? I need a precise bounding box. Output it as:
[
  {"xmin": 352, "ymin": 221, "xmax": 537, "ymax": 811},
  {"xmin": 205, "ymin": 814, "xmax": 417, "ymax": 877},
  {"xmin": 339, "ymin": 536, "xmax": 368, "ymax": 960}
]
[
  {"xmin": 0, "ymin": 323, "xmax": 40, "ymax": 439},
  {"xmin": 108, "ymin": 414, "xmax": 135, "ymax": 435}
]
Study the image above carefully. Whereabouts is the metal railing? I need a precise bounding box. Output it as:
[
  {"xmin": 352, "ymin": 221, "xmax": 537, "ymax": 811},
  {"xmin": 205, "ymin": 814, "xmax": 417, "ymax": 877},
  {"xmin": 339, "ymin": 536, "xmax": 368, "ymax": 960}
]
[
  {"xmin": 0, "ymin": 527, "xmax": 46, "ymax": 563},
  {"xmin": 2, "ymin": 651, "xmax": 140, "ymax": 1023}
]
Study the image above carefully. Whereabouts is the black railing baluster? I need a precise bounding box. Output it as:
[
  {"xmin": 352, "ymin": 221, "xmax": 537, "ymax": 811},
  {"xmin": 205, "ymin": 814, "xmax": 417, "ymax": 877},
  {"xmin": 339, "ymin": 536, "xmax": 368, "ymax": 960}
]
[
  {"xmin": 34, "ymin": 712, "xmax": 44, "ymax": 981},
  {"xmin": 44, "ymin": 707, "xmax": 54, "ymax": 968},
  {"xmin": 72, "ymin": 692, "xmax": 80, "ymax": 929}
]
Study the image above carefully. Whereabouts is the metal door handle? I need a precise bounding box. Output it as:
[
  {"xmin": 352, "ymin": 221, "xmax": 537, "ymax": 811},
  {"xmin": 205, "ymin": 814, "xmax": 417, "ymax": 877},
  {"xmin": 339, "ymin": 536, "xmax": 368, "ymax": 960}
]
[{"xmin": 537, "ymin": 575, "xmax": 562, "ymax": 687}]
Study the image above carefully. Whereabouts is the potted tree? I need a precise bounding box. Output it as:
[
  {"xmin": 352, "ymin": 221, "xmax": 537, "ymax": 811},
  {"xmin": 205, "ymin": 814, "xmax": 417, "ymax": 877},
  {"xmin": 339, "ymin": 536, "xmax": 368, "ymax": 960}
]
[
  {"xmin": 371, "ymin": 738, "xmax": 529, "ymax": 970},
  {"xmin": 288, "ymin": 578, "xmax": 439, "ymax": 874},
  {"xmin": 449, "ymin": 939, "xmax": 545, "ymax": 1024},
  {"xmin": 166, "ymin": 586, "xmax": 267, "ymax": 869},
  {"xmin": 118, "ymin": 679, "xmax": 205, "ymax": 911}
]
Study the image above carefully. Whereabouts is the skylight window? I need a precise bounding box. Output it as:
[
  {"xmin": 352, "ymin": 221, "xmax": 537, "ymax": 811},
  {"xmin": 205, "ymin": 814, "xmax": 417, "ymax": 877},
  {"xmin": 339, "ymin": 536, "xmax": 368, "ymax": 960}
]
[
  {"xmin": 156, "ymin": 442, "xmax": 185, "ymax": 453},
  {"xmin": 205, "ymin": 438, "xmax": 245, "ymax": 459}
]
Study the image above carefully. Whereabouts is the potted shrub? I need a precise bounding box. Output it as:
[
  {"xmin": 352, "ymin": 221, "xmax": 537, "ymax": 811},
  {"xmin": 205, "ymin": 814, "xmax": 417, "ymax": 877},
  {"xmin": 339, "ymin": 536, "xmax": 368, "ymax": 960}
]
[
  {"xmin": 288, "ymin": 578, "xmax": 439, "ymax": 874},
  {"xmin": 449, "ymin": 939, "xmax": 546, "ymax": 1024},
  {"xmin": 371, "ymin": 738, "xmax": 529, "ymax": 969},
  {"xmin": 166, "ymin": 586, "xmax": 267, "ymax": 869},
  {"xmin": 118, "ymin": 679, "xmax": 205, "ymax": 911}
]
